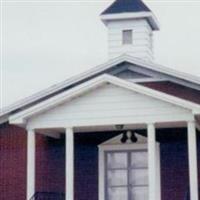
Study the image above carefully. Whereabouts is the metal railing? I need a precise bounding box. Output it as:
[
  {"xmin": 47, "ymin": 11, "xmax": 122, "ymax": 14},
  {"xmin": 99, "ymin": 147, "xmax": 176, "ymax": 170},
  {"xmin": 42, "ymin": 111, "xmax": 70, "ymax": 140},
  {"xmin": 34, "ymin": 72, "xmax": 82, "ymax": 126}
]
[
  {"xmin": 184, "ymin": 188, "xmax": 200, "ymax": 200},
  {"xmin": 30, "ymin": 192, "xmax": 65, "ymax": 200}
]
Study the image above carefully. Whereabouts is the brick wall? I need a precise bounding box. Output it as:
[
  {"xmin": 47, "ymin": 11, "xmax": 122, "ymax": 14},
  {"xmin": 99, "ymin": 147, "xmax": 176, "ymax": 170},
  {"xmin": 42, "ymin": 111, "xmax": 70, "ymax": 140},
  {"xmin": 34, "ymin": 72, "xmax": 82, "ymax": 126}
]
[
  {"xmin": 0, "ymin": 123, "xmax": 27, "ymax": 200},
  {"xmin": 0, "ymin": 124, "xmax": 65, "ymax": 200},
  {"xmin": 141, "ymin": 81, "xmax": 200, "ymax": 104},
  {"xmin": 36, "ymin": 134, "xmax": 65, "ymax": 193},
  {"xmin": 160, "ymin": 141, "xmax": 189, "ymax": 200}
]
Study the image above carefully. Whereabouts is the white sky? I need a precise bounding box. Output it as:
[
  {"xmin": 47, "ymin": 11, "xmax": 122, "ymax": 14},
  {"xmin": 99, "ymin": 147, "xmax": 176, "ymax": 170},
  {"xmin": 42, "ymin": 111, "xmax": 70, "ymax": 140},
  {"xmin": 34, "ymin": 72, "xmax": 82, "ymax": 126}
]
[{"xmin": 1, "ymin": 0, "xmax": 200, "ymax": 108}]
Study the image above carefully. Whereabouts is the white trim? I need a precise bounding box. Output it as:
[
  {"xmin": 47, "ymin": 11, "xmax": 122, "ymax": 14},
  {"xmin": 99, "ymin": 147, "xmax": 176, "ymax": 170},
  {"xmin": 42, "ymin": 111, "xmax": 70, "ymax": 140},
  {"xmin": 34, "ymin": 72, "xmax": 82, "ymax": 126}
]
[
  {"xmin": 101, "ymin": 12, "xmax": 160, "ymax": 31},
  {"xmin": 1, "ymin": 54, "xmax": 200, "ymax": 121},
  {"xmin": 99, "ymin": 143, "xmax": 148, "ymax": 152},
  {"xmin": 98, "ymin": 133, "xmax": 160, "ymax": 200},
  {"xmin": 129, "ymin": 77, "xmax": 167, "ymax": 83},
  {"xmin": 26, "ymin": 115, "xmax": 194, "ymax": 131},
  {"xmin": 9, "ymin": 74, "xmax": 200, "ymax": 126}
]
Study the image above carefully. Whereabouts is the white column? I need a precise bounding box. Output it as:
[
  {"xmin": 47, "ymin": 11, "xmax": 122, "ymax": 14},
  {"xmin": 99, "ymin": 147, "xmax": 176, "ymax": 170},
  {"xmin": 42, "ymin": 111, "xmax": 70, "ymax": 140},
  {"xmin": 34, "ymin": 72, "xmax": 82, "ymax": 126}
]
[
  {"xmin": 187, "ymin": 121, "xmax": 199, "ymax": 200},
  {"xmin": 156, "ymin": 144, "xmax": 161, "ymax": 200},
  {"xmin": 27, "ymin": 129, "xmax": 36, "ymax": 200},
  {"xmin": 65, "ymin": 127, "xmax": 74, "ymax": 200},
  {"xmin": 147, "ymin": 123, "xmax": 157, "ymax": 200}
]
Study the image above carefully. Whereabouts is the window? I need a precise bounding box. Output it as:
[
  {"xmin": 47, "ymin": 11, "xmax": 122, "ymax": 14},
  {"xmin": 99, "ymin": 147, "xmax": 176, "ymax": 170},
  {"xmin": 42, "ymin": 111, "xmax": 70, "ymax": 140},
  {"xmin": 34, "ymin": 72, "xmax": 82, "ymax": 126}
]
[
  {"xmin": 149, "ymin": 33, "xmax": 153, "ymax": 50},
  {"xmin": 122, "ymin": 30, "xmax": 133, "ymax": 45},
  {"xmin": 105, "ymin": 150, "xmax": 148, "ymax": 200}
]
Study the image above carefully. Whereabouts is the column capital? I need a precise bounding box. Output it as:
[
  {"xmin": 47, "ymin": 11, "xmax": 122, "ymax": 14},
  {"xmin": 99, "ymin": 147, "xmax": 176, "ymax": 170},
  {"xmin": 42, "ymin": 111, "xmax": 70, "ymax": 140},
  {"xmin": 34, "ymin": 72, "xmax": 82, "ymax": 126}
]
[
  {"xmin": 187, "ymin": 120, "xmax": 195, "ymax": 124},
  {"xmin": 65, "ymin": 127, "xmax": 74, "ymax": 133},
  {"xmin": 147, "ymin": 123, "xmax": 156, "ymax": 131},
  {"xmin": 147, "ymin": 122, "xmax": 155, "ymax": 125},
  {"xmin": 26, "ymin": 128, "xmax": 35, "ymax": 132},
  {"xmin": 146, "ymin": 122, "xmax": 156, "ymax": 128},
  {"xmin": 65, "ymin": 126, "xmax": 73, "ymax": 129}
]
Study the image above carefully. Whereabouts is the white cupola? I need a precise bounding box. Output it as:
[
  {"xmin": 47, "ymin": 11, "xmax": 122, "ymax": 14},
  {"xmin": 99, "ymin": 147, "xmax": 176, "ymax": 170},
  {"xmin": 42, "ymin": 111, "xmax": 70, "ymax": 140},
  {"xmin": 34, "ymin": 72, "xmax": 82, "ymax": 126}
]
[{"xmin": 101, "ymin": 0, "xmax": 160, "ymax": 61}]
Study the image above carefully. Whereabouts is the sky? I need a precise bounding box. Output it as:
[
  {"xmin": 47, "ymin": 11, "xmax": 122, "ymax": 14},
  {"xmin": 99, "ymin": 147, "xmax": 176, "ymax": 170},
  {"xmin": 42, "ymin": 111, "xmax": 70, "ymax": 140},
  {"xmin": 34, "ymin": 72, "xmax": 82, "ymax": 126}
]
[{"xmin": 1, "ymin": 0, "xmax": 200, "ymax": 108}]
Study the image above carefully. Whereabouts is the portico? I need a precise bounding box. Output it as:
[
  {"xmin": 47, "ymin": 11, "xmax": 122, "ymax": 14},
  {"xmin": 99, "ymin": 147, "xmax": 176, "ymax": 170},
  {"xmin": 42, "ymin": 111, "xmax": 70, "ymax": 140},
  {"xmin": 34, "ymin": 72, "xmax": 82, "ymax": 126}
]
[{"xmin": 9, "ymin": 75, "xmax": 200, "ymax": 200}]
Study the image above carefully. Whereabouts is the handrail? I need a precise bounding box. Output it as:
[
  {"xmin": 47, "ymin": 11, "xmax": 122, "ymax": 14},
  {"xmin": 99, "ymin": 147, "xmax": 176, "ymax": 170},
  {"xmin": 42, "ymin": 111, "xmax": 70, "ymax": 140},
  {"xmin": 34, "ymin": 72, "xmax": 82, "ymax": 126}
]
[{"xmin": 30, "ymin": 192, "xmax": 65, "ymax": 200}]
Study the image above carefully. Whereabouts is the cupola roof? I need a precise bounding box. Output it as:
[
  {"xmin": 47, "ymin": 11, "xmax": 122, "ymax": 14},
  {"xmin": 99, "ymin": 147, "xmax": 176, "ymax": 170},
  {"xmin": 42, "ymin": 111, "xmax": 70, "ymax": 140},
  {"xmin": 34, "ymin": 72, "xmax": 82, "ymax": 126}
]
[{"xmin": 101, "ymin": 0, "xmax": 151, "ymax": 15}]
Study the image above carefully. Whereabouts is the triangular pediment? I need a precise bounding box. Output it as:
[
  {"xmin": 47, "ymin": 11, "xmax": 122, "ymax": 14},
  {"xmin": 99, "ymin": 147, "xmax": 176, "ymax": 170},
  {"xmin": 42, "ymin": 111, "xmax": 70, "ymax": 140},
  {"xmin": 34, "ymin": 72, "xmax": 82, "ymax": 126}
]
[
  {"xmin": 100, "ymin": 132, "xmax": 147, "ymax": 146},
  {"xmin": 9, "ymin": 74, "xmax": 199, "ymax": 128}
]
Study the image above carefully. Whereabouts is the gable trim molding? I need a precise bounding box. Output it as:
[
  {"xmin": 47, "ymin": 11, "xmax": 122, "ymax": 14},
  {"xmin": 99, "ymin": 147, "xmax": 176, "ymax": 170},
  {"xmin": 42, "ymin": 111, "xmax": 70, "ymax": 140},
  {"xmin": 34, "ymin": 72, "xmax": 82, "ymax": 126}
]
[{"xmin": 9, "ymin": 74, "xmax": 200, "ymax": 125}]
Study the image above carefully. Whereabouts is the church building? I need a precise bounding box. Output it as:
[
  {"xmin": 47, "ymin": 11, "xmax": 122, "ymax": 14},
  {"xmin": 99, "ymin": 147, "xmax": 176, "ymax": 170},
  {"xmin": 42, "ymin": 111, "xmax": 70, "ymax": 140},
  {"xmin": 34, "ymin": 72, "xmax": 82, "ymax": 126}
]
[{"xmin": 0, "ymin": 0, "xmax": 200, "ymax": 200}]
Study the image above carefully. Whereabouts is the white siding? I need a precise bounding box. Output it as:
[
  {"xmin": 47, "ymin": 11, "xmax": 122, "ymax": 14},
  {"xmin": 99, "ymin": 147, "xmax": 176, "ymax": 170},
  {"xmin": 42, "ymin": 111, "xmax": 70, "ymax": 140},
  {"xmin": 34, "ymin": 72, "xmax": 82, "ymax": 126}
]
[
  {"xmin": 107, "ymin": 19, "xmax": 153, "ymax": 61},
  {"xmin": 27, "ymin": 84, "xmax": 193, "ymax": 129}
]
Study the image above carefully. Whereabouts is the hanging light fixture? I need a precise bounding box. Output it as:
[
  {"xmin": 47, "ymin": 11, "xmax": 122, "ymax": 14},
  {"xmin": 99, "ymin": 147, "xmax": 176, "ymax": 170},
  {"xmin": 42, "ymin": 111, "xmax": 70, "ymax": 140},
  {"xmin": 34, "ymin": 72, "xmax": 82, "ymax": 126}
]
[
  {"xmin": 121, "ymin": 132, "xmax": 128, "ymax": 143},
  {"xmin": 130, "ymin": 132, "xmax": 138, "ymax": 143},
  {"xmin": 120, "ymin": 130, "xmax": 138, "ymax": 143}
]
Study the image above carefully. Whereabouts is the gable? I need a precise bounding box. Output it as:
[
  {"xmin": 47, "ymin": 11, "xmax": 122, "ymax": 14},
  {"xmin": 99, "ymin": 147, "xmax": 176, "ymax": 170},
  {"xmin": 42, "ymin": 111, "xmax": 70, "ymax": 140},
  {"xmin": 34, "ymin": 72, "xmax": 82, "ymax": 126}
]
[
  {"xmin": 26, "ymin": 83, "xmax": 194, "ymax": 129},
  {"xmin": 1, "ymin": 55, "xmax": 200, "ymax": 124},
  {"xmin": 109, "ymin": 61, "xmax": 195, "ymax": 85}
]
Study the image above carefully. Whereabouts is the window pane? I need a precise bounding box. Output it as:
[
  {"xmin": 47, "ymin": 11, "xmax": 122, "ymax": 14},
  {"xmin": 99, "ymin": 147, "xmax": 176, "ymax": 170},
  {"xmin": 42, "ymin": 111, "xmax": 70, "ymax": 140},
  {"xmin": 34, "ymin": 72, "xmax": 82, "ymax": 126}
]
[
  {"xmin": 122, "ymin": 30, "xmax": 132, "ymax": 44},
  {"xmin": 131, "ymin": 151, "xmax": 148, "ymax": 168},
  {"xmin": 130, "ymin": 169, "xmax": 148, "ymax": 186},
  {"xmin": 107, "ymin": 170, "xmax": 127, "ymax": 186},
  {"xmin": 131, "ymin": 187, "xmax": 148, "ymax": 200},
  {"xmin": 107, "ymin": 152, "xmax": 127, "ymax": 169},
  {"xmin": 108, "ymin": 187, "xmax": 128, "ymax": 200}
]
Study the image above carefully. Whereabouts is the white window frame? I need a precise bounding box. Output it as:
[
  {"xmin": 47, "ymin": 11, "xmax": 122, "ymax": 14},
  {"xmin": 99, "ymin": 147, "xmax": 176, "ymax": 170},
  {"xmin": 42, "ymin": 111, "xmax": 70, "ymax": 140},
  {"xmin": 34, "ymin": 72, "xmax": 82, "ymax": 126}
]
[{"xmin": 98, "ymin": 141, "xmax": 161, "ymax": 200}]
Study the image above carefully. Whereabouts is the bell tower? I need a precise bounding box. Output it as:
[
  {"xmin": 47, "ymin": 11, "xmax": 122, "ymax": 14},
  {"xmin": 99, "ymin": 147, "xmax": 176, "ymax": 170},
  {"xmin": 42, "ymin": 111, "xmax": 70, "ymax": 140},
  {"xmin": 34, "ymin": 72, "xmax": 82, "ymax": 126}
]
[{"xmin": 101, "ymin": 0, "xmax": 159, "ymax": 61}]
